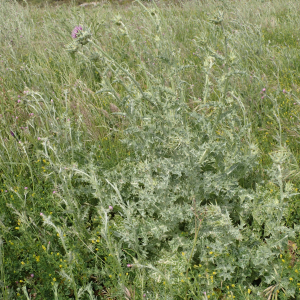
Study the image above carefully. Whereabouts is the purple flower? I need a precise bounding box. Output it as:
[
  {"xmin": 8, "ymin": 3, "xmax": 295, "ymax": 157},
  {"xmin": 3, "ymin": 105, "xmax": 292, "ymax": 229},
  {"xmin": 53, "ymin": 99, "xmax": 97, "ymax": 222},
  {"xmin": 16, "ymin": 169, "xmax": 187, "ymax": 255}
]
[
  {"xmin": 262, "ymin": 88, "xmax": 266, "ymax": 92},
  {"xmin": 40, "ymin": 213, "xmax": 43, "ymax": 216},
  {"xmin": 109, "ymin": 205, "xmax": 113, "ymax": 211},
  {"xmin": 127, "ymin": 264, "xmax": 132, "ymax": 268},
  {"xmin": 72, "ymin": 26, "xmax": 83, "ymax": 39},
  {"xmin": 283, "ymin": 89, "xmax": 286, "ymax": 93},
  {"xmin": 10, "ymin": 131, "xmax": 15, "ymax": 137},
  {"xmin": 30, "ymin": 274, "xmax": 34, "ymax": 278},
  {"xmin": 24, "ymin": 187, "xmax": 28, "ymax": 190}
]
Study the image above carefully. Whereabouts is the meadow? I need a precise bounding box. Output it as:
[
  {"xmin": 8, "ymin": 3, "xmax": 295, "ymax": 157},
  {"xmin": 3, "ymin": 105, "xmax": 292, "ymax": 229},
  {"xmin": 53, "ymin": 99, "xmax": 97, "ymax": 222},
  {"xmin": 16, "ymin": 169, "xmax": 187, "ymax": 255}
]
[{"xmin": 1, "ymin": 0, "xmax": 300, "ymax": 299}]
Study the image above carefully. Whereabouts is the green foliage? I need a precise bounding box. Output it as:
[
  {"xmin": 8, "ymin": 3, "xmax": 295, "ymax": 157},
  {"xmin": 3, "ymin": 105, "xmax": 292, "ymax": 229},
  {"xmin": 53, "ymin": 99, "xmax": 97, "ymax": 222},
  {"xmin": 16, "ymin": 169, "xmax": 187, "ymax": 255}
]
[{"xmin": 1, "ymin": 0, "xmax": 300, "ymax": 299}]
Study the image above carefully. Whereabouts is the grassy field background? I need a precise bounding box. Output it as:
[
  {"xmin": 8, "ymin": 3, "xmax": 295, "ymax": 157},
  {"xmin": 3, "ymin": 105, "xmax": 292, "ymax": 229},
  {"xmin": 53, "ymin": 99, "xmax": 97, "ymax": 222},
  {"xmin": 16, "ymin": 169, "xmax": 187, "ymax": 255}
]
[
  {"xmin": 17, "ymin": 0, "xmax": 162, "ymax": 7},
  {"xmin": 1, "ymin": 0, "xmax": 300, "ymax": 299}
]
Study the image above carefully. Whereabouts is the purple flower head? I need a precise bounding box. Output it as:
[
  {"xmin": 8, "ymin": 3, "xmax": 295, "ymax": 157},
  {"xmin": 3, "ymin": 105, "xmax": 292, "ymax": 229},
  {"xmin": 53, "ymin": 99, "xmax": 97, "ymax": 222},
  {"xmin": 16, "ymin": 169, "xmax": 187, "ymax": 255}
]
[
  {"xmin": 262, "ymin": 88, "xmax": 266, "ymax": 92},
  {"xmin": 127, "ymin": 264, "xmax": 132, "ymax": 268},
  {"xmin": 109, "ymin": 205, "xmax": 113, "ymax": 211},
  {"xmin": 24, "ymin": 187, "xmax": 28, "ymax": 190},
  {"xmin": 283, "ymin": 89, "xmax": 286, "ymax": 93},
  {"xmin": 40, "ymin": 212, "xmax": 43, "ymax": 216},
  {"xmin": 72, "ymin": 26, "xmax": 83, "ymax": 39},
  {"xmin": 10, "ymin": 131, "xmax": 15, "ymax": 137},
  {"xmin": 30, "ymin": 274, "xmax": 34, "ymax": 278}
]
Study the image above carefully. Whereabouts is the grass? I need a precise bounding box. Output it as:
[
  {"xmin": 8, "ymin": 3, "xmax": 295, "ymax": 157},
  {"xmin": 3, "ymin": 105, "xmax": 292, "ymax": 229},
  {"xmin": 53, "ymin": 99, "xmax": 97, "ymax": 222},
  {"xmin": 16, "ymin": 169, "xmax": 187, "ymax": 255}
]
[{"xmin": 1, "ymin": 0, "xmax": 300, "ymax": 299}]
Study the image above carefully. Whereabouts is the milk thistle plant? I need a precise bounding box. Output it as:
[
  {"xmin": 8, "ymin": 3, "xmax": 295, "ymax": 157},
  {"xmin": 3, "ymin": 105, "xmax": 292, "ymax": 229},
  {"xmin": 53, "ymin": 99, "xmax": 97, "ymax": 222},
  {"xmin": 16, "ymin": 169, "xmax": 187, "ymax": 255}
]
[
  {"xmin": 58, "ymin": 4, "xmax": 298, "ymax": 299},
  {"xmin": 66, "ymin": 25, "xmax": 91, "ymax": 54},
  {"xmin": 1, "ymin": 0, "xmax": 300, "ymax": 299}
]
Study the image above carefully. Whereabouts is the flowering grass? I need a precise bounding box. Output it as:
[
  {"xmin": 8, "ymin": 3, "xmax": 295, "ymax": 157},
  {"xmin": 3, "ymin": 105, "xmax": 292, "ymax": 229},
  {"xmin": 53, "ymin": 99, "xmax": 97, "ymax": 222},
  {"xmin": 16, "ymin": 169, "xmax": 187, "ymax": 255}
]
[{"xmin": 1, "ymin": 0, "xmax": 300, "ymax": 299}]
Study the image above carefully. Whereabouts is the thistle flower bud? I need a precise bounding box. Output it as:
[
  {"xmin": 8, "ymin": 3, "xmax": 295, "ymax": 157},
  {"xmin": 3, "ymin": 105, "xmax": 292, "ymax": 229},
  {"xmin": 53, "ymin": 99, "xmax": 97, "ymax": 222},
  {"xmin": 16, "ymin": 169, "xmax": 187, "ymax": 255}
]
[
  {"xmin": 65, "ymin": 41, "xmax": 79, "ymax": 54},
  {"xmin": 76, "ymin": 30, "xmax": 92, "ymax": 45},
  {"xmin": 114, "ymin": 15, "xmax": 122, "ymax": 26},
  {"xmin": 90, "ymin": 52, "xmax": 101, "ymax": 62},
  {"xmin": 209, "ymin": 11, "xmax": 224, "ymax": 25},
  {"xmin": 71, "ymin": 25, "xmax": 91, "ymax": 45},
  {"xmin": 197, "ymin": 34, "xmax": 208, "ymax": 46},
  {"xmin": 204, "ymin": 56, "xmax": 215, "ymax": 68},
  {"xmin": 150, "ymin": 9, "xmax": 157, "ymax": 16},
  {"xmin": 228, "ymin": 51, "xmax": 237, "ymax": 65}
]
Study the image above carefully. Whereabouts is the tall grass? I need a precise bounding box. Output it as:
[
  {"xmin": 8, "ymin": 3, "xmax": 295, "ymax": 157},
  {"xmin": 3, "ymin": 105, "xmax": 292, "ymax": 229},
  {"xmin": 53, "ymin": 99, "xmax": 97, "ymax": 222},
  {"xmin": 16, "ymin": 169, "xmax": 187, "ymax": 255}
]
[{"xmin": 1, "ymin": 0, "xmax": 300, "ymax": 299}]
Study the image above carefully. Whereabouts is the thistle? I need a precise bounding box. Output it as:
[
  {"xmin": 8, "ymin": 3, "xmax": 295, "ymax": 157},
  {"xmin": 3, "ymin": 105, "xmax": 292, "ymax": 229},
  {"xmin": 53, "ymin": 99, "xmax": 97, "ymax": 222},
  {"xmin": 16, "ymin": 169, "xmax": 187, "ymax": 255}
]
[
  {"xmin": 209, "ymin": 11, "xmax": 224, "ymax": 25},
  {"xmin": 65, "ymin": 41, "xmax": 79, "ymax": 54},
  {"xmin": 89, "ymin": 52, "xmax": 101, "ymax": 62},
  {"xmin": 71, "ymin": 26, "xmax": 83, "ymax": 39},
  {"xmin": 71, "ymin": 25, "xmax": 91, "ymax": 45},
  {"xmin": 113, "ymin": 14, "xmax": 123, "ymax": 26}
]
